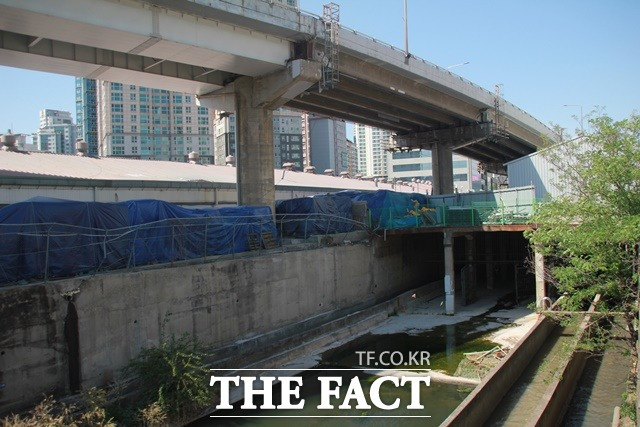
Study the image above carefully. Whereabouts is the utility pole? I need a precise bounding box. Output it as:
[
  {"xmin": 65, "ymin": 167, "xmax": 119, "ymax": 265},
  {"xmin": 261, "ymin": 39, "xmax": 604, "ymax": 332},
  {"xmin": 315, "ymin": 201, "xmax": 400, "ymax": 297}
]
[{"xmin": 404, "ymin": 0, "xmax": 410, "ymax": 59}]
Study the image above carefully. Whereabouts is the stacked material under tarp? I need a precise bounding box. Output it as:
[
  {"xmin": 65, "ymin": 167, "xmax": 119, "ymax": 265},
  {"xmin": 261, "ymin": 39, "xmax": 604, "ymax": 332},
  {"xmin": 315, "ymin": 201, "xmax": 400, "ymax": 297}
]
[
  {"xmin": 0, "ymin": 197, "xmax": 131, "ymax": 284},
  {"xmin": 345, "ymin": 190, "xmax": 431, "ymax": 229},
  {"xmin": 276, "ymin": 194, "xmax": 354, "ymax": 238},
  {"xmin": 0, "ymin": 198, "xmax": 277, "ymax": 286}
]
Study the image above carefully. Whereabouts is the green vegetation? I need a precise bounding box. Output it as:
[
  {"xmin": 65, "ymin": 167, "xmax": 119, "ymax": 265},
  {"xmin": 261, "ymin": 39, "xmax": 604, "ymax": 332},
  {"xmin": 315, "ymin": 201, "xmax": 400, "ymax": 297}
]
[
  {"xmin": 125, "ymin": 332, "xmax": 212, "ymax": 422},
  {"xmin": 526, "ymin": 113, "xmax": 640, "ymax": 421},
  {"xmin": 2, "ymin": 330, "xmax": 213, "ymax": 426}
]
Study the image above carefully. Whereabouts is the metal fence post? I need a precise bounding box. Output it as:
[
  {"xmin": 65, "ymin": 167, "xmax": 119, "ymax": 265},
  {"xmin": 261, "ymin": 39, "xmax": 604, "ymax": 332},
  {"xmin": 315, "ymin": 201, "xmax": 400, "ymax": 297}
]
[
  {"xmin": 44, "ymin": 229, "xmax": 50, "ymax": 282},
  {"xmin": 204, "ymin": 221, "xmax": 208, "ymax": 261}
]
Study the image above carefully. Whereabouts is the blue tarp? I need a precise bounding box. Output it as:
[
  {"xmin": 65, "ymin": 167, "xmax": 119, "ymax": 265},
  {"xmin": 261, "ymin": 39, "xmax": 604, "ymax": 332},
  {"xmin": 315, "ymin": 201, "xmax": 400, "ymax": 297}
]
[
  {"xmin": 276, "ymin": 194, "xmax": 354, "ymax": 238},
  {"xmin": 345, "ymin": 190, "xmax": 429, "ymax": 229},
  {"xmin": 0, "ymin": 197, "xmax": 131, "ymax": 284},
  {"xmin": 0, "ymin": 198, "xmax": 276, "ymax": 285}
]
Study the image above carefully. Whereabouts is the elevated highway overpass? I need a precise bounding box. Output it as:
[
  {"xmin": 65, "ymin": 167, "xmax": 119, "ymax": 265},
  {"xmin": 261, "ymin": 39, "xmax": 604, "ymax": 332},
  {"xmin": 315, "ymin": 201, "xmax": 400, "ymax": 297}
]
[{"xmin": 0, "ymin": 0, "xmax": 557, "ymax": 205}]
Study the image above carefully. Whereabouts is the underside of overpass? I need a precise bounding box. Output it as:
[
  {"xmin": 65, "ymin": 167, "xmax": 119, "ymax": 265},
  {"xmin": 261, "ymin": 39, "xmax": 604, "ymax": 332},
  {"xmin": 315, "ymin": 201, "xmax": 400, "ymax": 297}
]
[{"xmin": 0, "ymin": 0, "xmax": 556, "ymax": 208}]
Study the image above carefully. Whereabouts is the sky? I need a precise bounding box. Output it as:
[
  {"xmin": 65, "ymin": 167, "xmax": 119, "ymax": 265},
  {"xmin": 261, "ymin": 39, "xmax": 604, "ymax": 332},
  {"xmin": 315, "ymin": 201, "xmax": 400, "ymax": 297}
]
[{"xmin": 0, "ymin": 0, "xmax": 638, "ymax": 138}]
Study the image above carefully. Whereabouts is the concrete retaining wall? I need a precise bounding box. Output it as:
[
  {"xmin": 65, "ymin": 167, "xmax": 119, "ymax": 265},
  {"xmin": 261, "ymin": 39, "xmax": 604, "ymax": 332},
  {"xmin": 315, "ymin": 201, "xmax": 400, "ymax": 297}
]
[
  {"xmin": 527, "ymin": 298, "xmax": 600, "ymax": 426},
  {"xmin": 442, "ymin": 314, "xmax": 556, "ymax": 427},
  {"xmin": 0, "ymin": 235, "xmax": 436, "ymax": 415}
]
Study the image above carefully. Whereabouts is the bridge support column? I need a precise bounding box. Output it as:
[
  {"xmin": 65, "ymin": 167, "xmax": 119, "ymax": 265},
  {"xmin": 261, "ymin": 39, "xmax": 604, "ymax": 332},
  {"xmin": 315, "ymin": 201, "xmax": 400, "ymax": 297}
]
[
  {"xmin": 234, "ymin": 77, "xmax": 275, "ymax": 209},
  {"xmin": 463, "ymin": 234, "xmax": 477, "ymax": 305},
  {"xmin": 444, "ymin": 231, "xmax": 455, "ymax": 314},
  {"xmin": 197, "ymin": 60, "xmax": 321, "ymax": 211},
  {"xmin": 485, "ymin": 234, "xmax": 494, "ymax": 290},
  {"xmin": 431, "ymin": 144, "xmax": 454, "ymax": 195},
  {"xmin": 535, "ymin": 248, "xmax": 546, "ymax": 308}
]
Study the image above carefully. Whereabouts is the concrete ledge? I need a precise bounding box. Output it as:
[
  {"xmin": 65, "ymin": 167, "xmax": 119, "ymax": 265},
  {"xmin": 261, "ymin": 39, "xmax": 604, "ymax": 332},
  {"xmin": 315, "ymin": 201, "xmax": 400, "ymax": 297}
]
[
  {"xmin": 526, "ymin": 296, "xmax": 600, "ymax": 426},
  {"xmin": 442, "ymin": 313, "xmax": 556, "ymax": 426}
]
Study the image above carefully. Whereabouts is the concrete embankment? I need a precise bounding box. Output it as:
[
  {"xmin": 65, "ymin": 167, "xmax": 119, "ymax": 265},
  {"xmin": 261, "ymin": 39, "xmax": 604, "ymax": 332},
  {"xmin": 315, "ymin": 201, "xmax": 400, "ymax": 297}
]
[
  {"xmin": 443, "ymin": 297, "xmax": 600, "ymax": 427},
  {"xmin": 0, "ymin": 234, "xmax": 442, "ymax": 415}
]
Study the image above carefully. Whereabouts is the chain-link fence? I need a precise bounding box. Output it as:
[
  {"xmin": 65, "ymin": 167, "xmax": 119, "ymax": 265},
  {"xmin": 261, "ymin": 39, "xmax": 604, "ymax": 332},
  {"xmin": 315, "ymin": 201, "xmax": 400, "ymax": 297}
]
[{"xmin": 0, "ymin": 214, "xmax": 370, "ymax": 287}]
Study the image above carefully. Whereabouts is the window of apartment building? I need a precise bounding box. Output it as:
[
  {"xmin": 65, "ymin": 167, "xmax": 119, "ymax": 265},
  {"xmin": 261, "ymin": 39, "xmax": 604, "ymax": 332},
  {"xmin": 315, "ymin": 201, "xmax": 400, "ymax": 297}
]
[
  {"xmin": 174, "ymin": 116, "xmax": 183, "ymax": 125},
  {"xmin": 111, "ymin": 92, "xmax": 123, "ymax": 102},
  {"xmin": 198, "ymin": 137, "xmax": 209, "ymax": 145},
  {"xmin": 172, "ymin": 94, "xmax": 183, "ymax": 103},
  {"xmin": 185, "ymin": 116, "xmax": 192, "ymax": 124},
  {"xmin": 111, "ymin": 104, "xmax": 123, "ymax": 113},
  {"xmin": 198, "ymin": 127, "xmax": 208, "ymax": 135},
  {"xmin": 153, "ymin": 106, "xmax": 169, "ymax": 115},
  {"xmin": 186, "ymin": 127, "xmax": 192, "ymax": 134},
  {"xmin": 129, "ymin": 85, "xmax": 136, "ymax": 90},
  {"xmin": 140, "ymin": 104, "xmax": 149, "ymax": 113},
  {"xmin": 130, "ymin": 115, "xmax": 137, "ymax": 123},
  {"xmin": 111, "ymin": 114, "xmax": 124, "ymax": 123},
  {"xmin": 185, "ymin": 106, "xmax": 192, "ymax": 114},
  {"xmin": 139, "ymin": 93, "xmax": 149, "ymax": 103},
  {"xmin": 112, "ymin": 125, "xmax": 124, "ymax": 133},
  {"xmin": 141, "ymin": 136, "xmax": 150, "ymax": 145},
  {"xmin": 110, "ymin": 82, "xmax": 123, "ymax": 91},
  {"xmin": 140, "ymin": 115, "xmax": 149, "ymax": 124},
  {"xmin": 112, "ymin": 136, "xmax": 124, "ymax": 145},
  {"xmin": 111, "ymin": 146, "xmax": 124, "ymax": 155},
  {"xmin": 152, "ymin": 94, "xmax": 169, "ymax": 103},
  {"xmin": 131, "ymin": 146, "xmax": 138, "ymax": 154},
  {"xmin": 198, "ymin": 117, "xmax": 209, "ymax": 125},
  {"xmin": 130, "ymin": 125, "xmax": 137, "ymax": 133},
  {"xmin": 185, "ymin": 95, "xmax": 192, "ymax": 103},
  {"xmin": 131, "ymin": 136, "xmax": 138, "ymax": 144},
  {"xmin": 176, "ymin": 126, "xmax": 183, "ymax": 134},
  {"xmin": 197, "ymin": 107, "xmax": 208, "ymax": 115},
  {"xmin": 141, "ymin": 125, "xmax": 150, "ymax": 134},
  {"xmin": 173, "ymin": 106, "xmax": 183, "ymax": 115},
  {"xmin": 139, "ymin": 87, "xmax": 148, "ymax": 92}
]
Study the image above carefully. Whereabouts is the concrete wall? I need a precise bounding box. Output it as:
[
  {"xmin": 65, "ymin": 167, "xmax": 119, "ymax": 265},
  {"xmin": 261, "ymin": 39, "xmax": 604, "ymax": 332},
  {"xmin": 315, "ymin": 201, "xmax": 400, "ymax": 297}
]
[
  {"xmin": 0, "ymin": 235, "xmax": 433, "ymax": 415},
  {"xmin": 442, "ymin": 315, "xmax": 556, "ymax": 427}
]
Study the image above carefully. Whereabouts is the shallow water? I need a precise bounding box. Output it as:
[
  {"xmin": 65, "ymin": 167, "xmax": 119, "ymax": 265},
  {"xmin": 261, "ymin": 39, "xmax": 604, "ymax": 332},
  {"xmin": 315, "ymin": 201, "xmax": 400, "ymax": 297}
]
[{"xmin": 562, "ymin": 336, "xmax": 631, "ymax": 426}]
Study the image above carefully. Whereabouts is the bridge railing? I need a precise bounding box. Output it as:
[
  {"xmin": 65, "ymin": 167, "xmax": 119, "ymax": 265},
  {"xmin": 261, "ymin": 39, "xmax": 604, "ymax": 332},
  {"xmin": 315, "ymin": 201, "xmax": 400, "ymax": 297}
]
[{"xmin": 0, "ymin": 214, "xmax": 369, "ymax": 287}]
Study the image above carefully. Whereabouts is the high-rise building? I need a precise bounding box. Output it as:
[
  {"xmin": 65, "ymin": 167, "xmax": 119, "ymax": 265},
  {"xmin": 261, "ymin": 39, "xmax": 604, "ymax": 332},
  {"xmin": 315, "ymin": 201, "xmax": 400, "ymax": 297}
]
[
  {"xmin": 76, "ymin": 78, "xmax": 98, "ymax": 156},
  {"xmin": 77, "ymin": 79, "xmax": 216, "ymax": 162},
  {"xmin": 214, "ymin": 108, "xmax": 304, "ymax": 170},
  {"xmin": 35, "ymin": 109, "xmax": 77, "ymax": 154},
  {"xmin": 303, "ymin": 114, "xmax": 349, "ymax": 175},
  {"xmin": 389, "ymin": 150, "xmax": 481, "ymax": 193},
  {"xmin": 354, "ymin": 124, "xmax": 392, "ymax": 178},
  {"xmin": 345, "ymin": 138, "xmax": 357, "ymax": 176}
]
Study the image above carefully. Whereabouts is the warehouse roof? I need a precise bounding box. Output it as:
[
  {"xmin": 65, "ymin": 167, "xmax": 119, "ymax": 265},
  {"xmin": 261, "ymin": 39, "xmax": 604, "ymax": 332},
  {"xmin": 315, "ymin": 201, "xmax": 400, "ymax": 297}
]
[{"xmin": 0, "ymin": 151, "xmax": 430, "ymax": 194}]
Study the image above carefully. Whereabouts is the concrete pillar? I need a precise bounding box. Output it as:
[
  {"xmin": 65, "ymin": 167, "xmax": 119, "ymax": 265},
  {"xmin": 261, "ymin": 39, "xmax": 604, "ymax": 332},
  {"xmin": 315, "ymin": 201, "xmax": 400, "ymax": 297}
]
[
  {"xmin": 499, "ymin": 232, "xmax": 508, "ymax": 285},
  {"xmin": 535, "ymin": 249, "xmax": 546, "ymax": 308},
  {"xmin": 234, "ymin": 77, "xmax": 275, "ymax": 210},
  {"xmin": 444, "ymin": 231, "xmax": 455, "ymax": 314},
  {"xmin": 485, "ymin": 233, "xmax": 494, "ymax": 290},
  {"xmin": 464, "ymin": 234, "xmax": 477, "ymax": 304},
  {"xmin": 431, "ymin": 144, "xmax": 454, "ymax": 195}
]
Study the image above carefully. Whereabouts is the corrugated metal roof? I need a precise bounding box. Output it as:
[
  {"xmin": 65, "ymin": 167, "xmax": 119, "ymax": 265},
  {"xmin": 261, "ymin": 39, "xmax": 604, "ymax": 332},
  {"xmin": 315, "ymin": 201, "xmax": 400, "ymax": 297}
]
[{"xmin": 0, "ymin": 151, "xmax": 429, "ymax": 194}]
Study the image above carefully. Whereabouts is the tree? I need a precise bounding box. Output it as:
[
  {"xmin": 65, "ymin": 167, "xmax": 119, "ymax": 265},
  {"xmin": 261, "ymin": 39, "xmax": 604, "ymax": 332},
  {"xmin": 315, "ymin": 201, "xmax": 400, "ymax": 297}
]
[{"xmin": 526, "ymin": 113, "xmax": 640, "ymax": 356}]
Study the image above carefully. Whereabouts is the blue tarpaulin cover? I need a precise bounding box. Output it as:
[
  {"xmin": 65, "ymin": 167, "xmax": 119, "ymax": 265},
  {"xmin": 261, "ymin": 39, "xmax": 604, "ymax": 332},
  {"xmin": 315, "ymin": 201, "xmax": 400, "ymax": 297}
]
[
  {"xmin": 345, "ymin": 190, "xmax": 429, "ymax": 229},
  {"xmin": 0, "ymin": 198, "xmax": 276, "ymax": 285},
  {"xmin": 276, "ymin": 194, "xmax": 354, "ymax": 237}
]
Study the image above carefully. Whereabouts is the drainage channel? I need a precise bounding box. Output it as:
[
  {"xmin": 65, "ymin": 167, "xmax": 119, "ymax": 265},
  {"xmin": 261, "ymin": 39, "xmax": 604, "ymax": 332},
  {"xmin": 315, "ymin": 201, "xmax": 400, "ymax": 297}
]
[
  {"xmin": 562, "ymin": 326, "xmax": 632, "ymax": 426},
  {"xmin": 192, "ymin": 297, "xmax": 534, "ymax": 426},
  {"xmin": 485, "ymin": 321, "xmax": 578, "ymax": 426}
]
